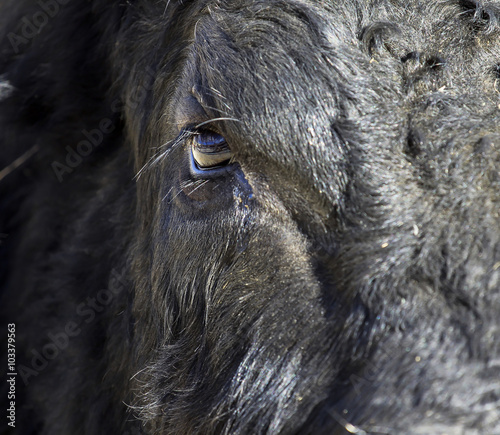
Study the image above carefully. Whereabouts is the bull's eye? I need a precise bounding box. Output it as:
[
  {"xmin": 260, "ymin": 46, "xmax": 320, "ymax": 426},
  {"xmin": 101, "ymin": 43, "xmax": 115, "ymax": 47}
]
[{"xmin": 191, "ymin": 130, "xmax": 232, "ymax": 169}]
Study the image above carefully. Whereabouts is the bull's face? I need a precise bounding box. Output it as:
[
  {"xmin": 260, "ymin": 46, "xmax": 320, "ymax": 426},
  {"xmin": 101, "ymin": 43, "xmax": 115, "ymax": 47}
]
[
  {"xmin": 118, "ymin": 1, "xmax": 500, "ymax": 433},
  {"xmin": 2, "ymin": 0, "xmax": 499, "ymax": 433}
]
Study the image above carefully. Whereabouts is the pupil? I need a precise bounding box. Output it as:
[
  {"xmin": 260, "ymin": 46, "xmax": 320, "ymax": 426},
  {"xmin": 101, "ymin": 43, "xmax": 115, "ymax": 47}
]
[{"xmin": 195, "ymin": 132, "xmax": 226, "ymax": 148}]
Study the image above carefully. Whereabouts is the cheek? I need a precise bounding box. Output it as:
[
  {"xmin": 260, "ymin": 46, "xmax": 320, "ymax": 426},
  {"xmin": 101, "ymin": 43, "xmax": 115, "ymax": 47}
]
[
  {"xmin": 174, "ymin": 165, "xmax": 237, "ymax": 210},
  {"xmin": 180, "ymin": 175, "xmax": 221, "ymax": 202}
]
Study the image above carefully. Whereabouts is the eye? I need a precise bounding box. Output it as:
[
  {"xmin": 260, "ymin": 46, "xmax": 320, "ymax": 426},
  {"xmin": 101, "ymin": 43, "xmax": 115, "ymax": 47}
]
[{"xmin": 191, "ymin": 130, "xmax": 233, "ymax": 169}]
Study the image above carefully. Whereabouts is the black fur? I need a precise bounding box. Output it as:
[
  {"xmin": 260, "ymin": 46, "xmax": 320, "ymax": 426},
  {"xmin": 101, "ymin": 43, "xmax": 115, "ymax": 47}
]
[{"xmin": 1, "ymin": 0, "xmax": 499, "ymax": 433}]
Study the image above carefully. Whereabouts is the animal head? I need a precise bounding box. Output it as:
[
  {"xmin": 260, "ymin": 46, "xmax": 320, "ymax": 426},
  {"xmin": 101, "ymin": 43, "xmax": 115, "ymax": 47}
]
[{"xmin": 0, "ymin": 1, "xmax": 499, "ymax": 433}]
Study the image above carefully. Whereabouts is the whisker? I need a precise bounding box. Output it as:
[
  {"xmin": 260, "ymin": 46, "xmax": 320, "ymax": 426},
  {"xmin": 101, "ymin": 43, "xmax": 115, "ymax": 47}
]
[
  {"xmin": 163, "ymin": 0, "xmax": 171, "ymax": 18},
  {"xmin": 130, "ymin": 366, "xmax": 149, "ymax": 381},
  {"xmin": 193, "ymin": 85, "xmax": 233, "ymax": 113},
  {"xmin": 161, "ymin": 186, "xmax": 175, "ymax": 202},
  {"xmin": 134, "ymin": 131, "xmax": 191, "ymax": 180},
  {"xmin": 134, "ymin": 146, "xmax": 171, "ymax": 181},
  {"xmin": 168, "ymin": 188, "xmax": 184, "ymax": 204},
  {"xmin": 210, "ymin": 86, "xmax": 228, "ymax": 101},
  {"xmin": 195, "ymin": 117, "xmax": 240, "ymax": 129},
  {"xmin": 209, "ymin": 87, "xmax": 233, "ymax": 111},
  {"xmin": 185, "ymin": 179, "xmax": 210, "ymax": 196},
  {"xmin": 167, "ymin": 179, "xmax": 205, "ymax": 204},
  {"xmin": 198, "ymin": 103, "xmax": 232, "ymax": 117}
]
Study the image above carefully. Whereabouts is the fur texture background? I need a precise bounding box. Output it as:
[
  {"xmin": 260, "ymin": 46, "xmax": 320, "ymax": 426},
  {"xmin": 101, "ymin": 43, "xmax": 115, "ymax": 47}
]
[{"xmin": 0, "ymin": 0, "xmax": 499, "ymax": 433}]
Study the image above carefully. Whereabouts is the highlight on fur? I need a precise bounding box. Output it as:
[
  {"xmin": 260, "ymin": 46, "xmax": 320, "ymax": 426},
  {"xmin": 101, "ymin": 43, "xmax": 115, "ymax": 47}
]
[{"xmin": 0, "ymin": 0, "xmax": 499, "ymax": 433}]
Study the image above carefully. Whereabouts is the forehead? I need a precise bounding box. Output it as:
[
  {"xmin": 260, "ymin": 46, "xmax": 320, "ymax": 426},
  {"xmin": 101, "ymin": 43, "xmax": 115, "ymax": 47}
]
[
  {"xmin": 175, "ymin": 2, "xmax": 349, "ymax": 147},
  {"xmin": 187, "ymin": 2, "xmax": 344, "ymax": 94}
]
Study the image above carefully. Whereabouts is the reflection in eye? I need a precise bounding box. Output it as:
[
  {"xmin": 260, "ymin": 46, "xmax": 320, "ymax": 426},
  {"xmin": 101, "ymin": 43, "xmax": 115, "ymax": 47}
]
[{"xmin": 191, "ymin": 131, "xmax": 233, "ymax": 169}]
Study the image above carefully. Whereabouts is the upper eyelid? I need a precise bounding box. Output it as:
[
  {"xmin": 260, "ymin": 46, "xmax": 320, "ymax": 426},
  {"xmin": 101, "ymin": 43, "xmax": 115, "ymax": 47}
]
[
  {"xmin": 180, "ymin": 117, "xmax": 240, "ymax": 137},
  {"xmin": 194, "ymin": 117, "xmax": 239, "ymax": 130},
  {"xmin": 183, "ymin": 126, "xmax": 228, "ymax": 146}
]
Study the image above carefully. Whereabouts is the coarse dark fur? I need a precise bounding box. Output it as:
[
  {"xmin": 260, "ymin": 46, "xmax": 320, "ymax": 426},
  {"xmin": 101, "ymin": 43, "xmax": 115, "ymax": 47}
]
[{"xmin": 0, "ymin": 0, "xmax": 499, "ymax": 433}]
